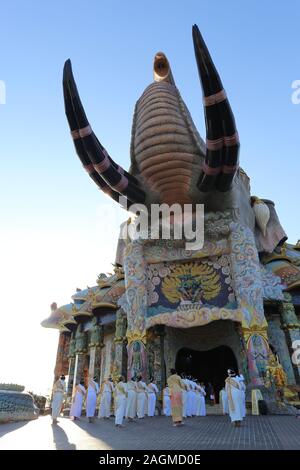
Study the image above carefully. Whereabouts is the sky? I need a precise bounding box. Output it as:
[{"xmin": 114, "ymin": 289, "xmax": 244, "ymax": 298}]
[{"xmin": 0, "ymin": 1, "xmax": 299, "ymax": 395}]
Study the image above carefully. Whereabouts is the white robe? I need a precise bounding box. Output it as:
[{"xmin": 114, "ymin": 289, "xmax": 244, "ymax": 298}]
[
  {"xmin": 236, "ymin": 375, "xmax": 246, "ymax": 418},
  {"xmin": 190, "ymin": 381, "xmax": 197, "ymax": 416},
  {"xmin": 115, "ymin": 382, "xmax": 127, "ymax": 425},
  {"xmin": 196, "ymin": 385, "xmax": 206, "ymax": 416},
  {"xmin": 86, "ymin": 381, "xmax": 99, "ymax": 418},
  {"xmin": 147, "ymin": 383, "xmax": 158, "ymax": 417},
  {"xmin": 70, "ymin": 384, "xmax": 86, "ymax": 418},
  {"xmin": 51, "ymin": 379, "xmax": 65, "ymax": 419},
  {"xmin": 220, "ymin": 389, "xmax": 229, "ymax": 414},
  {"xmin": 225, "ymin": 377, "xmax": 243, "ymax": 423},
  {"xmin": 136, "ymin": 381, "xmax": 148, "ymax": 418},
  {"xmin": 125, "ymin": 381, "xmax": 137, "ymax": 419},
  {"xmin": 186, "ymin": 380, "xmax": 193, "ymax": 417},
  {"xmin": 98, "ymin": 382, "xmax": 114, "ymax": 418},
  {"xmin": 163, "ymin": 388, "xmax": 171, "ymax": 416},
  {"xmin": 182, "ymin": 387, "xmax": 187, "ymax": 418}
]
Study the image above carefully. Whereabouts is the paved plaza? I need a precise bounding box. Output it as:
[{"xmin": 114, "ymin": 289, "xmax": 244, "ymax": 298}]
[{"xmin": 0, "ymin": 414, "xmax": 300, "ymax": 450}]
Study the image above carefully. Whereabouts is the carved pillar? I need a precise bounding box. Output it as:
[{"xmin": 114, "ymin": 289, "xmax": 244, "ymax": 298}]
[
  {"xmin": 72, "ymin": 325, "xmax": 88, "ymax": 396},
  {"xmin": 88, "ymin": 319, "xmax": 104, "ymax": 381},
  {"xmin": 54, "ymin": 331, "xmax": 71, "ymax": 381},
  {"xmin": 67, "ymin": 334, "xmax": 76, "ymax": 396},
  {"xmin": 267, "ymin": 310, "xmax": 296, "ymax": 385},
  {"xmin": 124, "ymin": 240, "xmax": 148, "ymax": 381},
  {"xmin": 112, "ymin": 309, "xmax": 128, "ymax": 380},
  {"xmin": 241, "ymin": 320, "xmax": 270, "ymax": 386},
  {"xmin": 230, "ymin": 223, "xmax": 270, "ymax": 385},
  {"xmin": 279, "ymin": 293, "xmax": 300, "ymax": 383}
]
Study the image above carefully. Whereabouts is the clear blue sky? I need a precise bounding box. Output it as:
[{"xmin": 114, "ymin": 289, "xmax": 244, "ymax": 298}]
[{"xmin": 0, "ymin": 1, "xmax": 299, "ymax": 392}]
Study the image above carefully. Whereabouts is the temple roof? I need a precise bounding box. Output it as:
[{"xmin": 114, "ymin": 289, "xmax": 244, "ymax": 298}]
[
  {"xmin": 262, "ymin": 241, "xmax": 300, "ymax": 291},
  {"xmin": 41, "ymin": 267, "xmax": 125, "ymax": 330}
]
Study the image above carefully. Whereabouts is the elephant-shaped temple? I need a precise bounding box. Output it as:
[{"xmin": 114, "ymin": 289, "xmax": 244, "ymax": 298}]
[{"xmin": 42, "ymin": 25, "xmax": 300, "ymax": 409}]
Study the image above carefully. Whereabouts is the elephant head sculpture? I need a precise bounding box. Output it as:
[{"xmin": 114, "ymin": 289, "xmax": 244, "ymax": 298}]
[{"xmin": 63, "ymin": 24, "xmax": 286, "ymax": 253}]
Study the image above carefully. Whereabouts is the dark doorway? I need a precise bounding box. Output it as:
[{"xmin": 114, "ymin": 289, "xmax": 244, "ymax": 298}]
[{"xmin": 175, "ymin": 345, "xmax": 238, "ymax": 403}]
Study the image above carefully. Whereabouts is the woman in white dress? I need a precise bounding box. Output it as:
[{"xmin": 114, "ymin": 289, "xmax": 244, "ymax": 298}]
[
  {"xmin": 70, "ymin": 379, "xmax": 86, "ymax": 420},
  {"xmin": 163, "ymin": 385, "xmax": 171, "ymax": 416},
  {"xmin": 198, "ymin": 382, "xmax": 206, "ymax": 416},
  {"xmin": 136, "ymin": 375, "xmax": 148, "ymax": 419},
  {"xmin": 225, "ymin": 369, "xmax": 244, "ymax": 427},
  {"xmin": 86, "ymin": 376, "xmax": 100, "ymax": 423},
  {"xmin": 147, "ymin": 378, "xmax": 158, "ymax": 417},
  {"xmin": 114, "ymin": 375, "xmax": 127, "ymax": 428},
  {"xmin": 126, "ymin": 378, "xmax": 137, "ymax": 421},
  {"xmin": 51, "ymin": 375, "xmax": 66, "ymax": 424},
  {"xmin": 98, "ymin": 377, "xmax": 114, "ymax": 419}
]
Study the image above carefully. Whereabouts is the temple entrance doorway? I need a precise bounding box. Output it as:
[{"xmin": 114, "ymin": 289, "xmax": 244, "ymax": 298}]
[{"xmin": 175, "ymin": 345, "xmax": 238, "ymax": 402}]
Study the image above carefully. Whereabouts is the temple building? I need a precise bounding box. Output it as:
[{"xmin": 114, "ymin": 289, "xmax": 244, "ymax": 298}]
[
  {"xmin": 42, "ymin": 25, "xmax": 300, "ymax": 407},
  {"xmin": 41, "ymin": 232, "xmax": 300, "ymax": 403}
]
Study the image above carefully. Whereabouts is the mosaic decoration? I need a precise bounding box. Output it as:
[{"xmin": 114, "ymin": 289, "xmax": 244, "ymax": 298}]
[
  {"xmin": 260, "ymin": 265, "xmax": 284, "ymax": 301},
  {"xmin": 147, "ymin": 256, "xmax": 236, "ymax": 319}
]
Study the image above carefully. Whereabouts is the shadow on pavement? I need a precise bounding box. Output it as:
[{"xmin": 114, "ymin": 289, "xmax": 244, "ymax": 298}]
[
  {"xmin": 0, "ymin": 420, "xmax": 31, "ymax": 438},
  {"xmin": 51, "ymin": 423, "xmax": 76, "ymax": 450}
]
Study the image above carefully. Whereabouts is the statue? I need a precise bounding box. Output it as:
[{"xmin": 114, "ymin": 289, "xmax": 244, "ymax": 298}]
[
  {"xmin": 89, "ymin": 317, "xmax": 103, "ymax": 347},
  {"xmin": 265, "ymin": 352, "xmax": 287, "ymax": 401}
]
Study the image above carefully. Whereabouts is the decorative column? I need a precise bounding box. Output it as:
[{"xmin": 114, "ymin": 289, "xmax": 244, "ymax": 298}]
[
  {"xmin": 279, "ymin": 293, "xmax": 300, "ymax": 383},
  {"xmin": 241, "ymin": 319, "xmax": 270, "ymax": 386},
  {"xmin": 72, "ymin": 325, "xmax": 88, "ymax": 396},
  {"xmin": 54, "ymin": 331, "xmax": 71, "ymax": 381},
  {"xmin": 123, "ymin": 240, "xmax": 148, "ymax": 381},
  {"xmin": 147, "ymin": 325, "xmax": 166, "ymax": 408},
  {"xmin": 67, "ymin": 333, "xmax": 76, "ymax": 397},
  {"xmin": 88, "ymin": 317, "xmax": 104, "ymax": 381},
  {"xmin": 112, "ymin": 308, "xmax": 127, "ymax": 380},
  {"xmin": 230, "ymin": 223, "xmax": 271, "ymax": 385}
]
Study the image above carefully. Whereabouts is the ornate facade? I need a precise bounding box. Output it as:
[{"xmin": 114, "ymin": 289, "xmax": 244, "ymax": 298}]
[{"xmin": 42, "ymin": 25, "xmax": 300, "ymax": 407}]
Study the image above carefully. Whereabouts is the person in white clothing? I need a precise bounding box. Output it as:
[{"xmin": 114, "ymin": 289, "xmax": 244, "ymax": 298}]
[
  {"xmin": 180, "ymin": 373, "xmax": 188, "ymax": 418},
  {"xmin": 114, "ymin": 375, "xmax": 127, "ymax": 427},
  {"xmin": 125, "ymin": 377, "xmax": 138, "ymax": 421},
  {"xmin": 98, "ymin": 377, "xmax": 114, "ymax": 419},
  {"xmin": 147, "ymin": 378, "xmax": 158, "ymax": 417},
  {"xmin": 185, "ymin": 377, "xmax": 193, "ymax": 417},
  {"xmin": 163, "ymin": 385, "xmax": 171, "ymax": 416},
  {"xmin": 86, "ymin": 376, "xmax": 99, "ymax": 423},
  {"xmin": 70, "ymin": 379, "xmax": 86, "ymax": 420},
  {"xmin": 136, "ymin": 375, "xmax": 148, "ymax": 419},
  {"xmin": 51, "ymin": 375, "xmax": 66, "ymax": 424},
  {"xmin": 236, "ymin": 373, "xmax": 246, "ymax": 418},
  {"xmin": 225, "ymin": 369, "xmax": 244, "ymax": 427},
  {"xmin": 195, "ymin": 381, "xmax": 206, "ymax": 416},
  {"xmin": 219, "ymin": 387, "xmax": 229, "ymax": 415},
  {"xmin": 189, "ymin": 378, "xmax": 197, "ymax": 416}
]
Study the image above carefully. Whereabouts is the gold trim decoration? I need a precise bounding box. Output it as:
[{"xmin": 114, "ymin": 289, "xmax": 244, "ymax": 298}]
[
  {"xmin": 73, "ymin": 310, "xmax": 93, "ymax": 319},
  {"xmin": 241, "ymin": 317, "xmax": 269, "ymax": 346},
  {"xmin": 126, "ymin": 329, "xmax": 147, "ymax": 345},
  {"xmin": 92, "ymin": 302, "xmax": 117, "ymax": 310},
  {"xmin": 61, "ymin": 317, "xmax": 77, "ymax": 327}
]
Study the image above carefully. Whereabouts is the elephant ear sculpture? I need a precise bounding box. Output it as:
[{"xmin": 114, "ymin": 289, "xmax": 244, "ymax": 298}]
[{"xmin": 63, "ymin": 24, "xmax": 239, "ymax": 208}]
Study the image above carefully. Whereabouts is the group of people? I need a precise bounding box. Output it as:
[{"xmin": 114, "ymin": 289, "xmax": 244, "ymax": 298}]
[
  {"xmin": 51, "ymin": 368, "xmax": 246, "ymax": 429},
  {"xmin": 166, "ymin": 368, "xmax": 246, "ymax": 427},
  {"xmin": 51, "ymin": 374, "xmax": 160, "ymax": 428}
]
